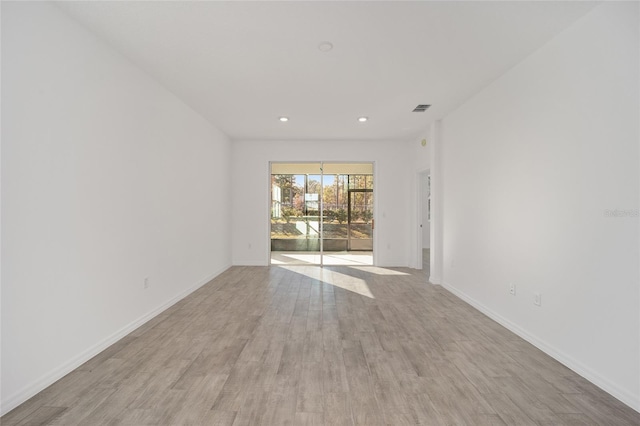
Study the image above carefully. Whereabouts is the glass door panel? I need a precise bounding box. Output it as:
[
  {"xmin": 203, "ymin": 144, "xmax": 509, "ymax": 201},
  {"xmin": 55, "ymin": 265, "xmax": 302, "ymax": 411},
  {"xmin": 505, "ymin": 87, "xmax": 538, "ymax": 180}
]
[
  {"xmin": 321, "ymin": 173, "xmax": 347, "ymax": 255},
  {"xmin": 322, "ymin": 164, "xmax": 373, "ymax": 266},
  {"xmin": 270, "ymin": 163, "xmax": 322, "ymax": 265},
  {"xmin": 348, "ymin": 189, "xmax": 373, "ymax": 251}
]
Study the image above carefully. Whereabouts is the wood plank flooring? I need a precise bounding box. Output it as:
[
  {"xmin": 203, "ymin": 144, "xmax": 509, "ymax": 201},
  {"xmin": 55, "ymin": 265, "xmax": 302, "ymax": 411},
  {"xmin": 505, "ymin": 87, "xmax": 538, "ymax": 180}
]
[{"xmin": 3, "ymin": 258, "xmax": 639, "ymax": 425}]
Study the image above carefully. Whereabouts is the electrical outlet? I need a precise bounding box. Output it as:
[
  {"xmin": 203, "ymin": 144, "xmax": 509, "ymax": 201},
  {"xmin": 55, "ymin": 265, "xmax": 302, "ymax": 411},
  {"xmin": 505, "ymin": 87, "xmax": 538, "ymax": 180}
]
[
  {"xmin": 534, "ymin": 292, "xmax": 541, "ymax": 306},
  {"xmin": 144, "ymin": 277, "xmax": 149, "ymax": 289},
  {"xmin": 509, "ymin": 283, "xmax": 516, "ymax": 296}
]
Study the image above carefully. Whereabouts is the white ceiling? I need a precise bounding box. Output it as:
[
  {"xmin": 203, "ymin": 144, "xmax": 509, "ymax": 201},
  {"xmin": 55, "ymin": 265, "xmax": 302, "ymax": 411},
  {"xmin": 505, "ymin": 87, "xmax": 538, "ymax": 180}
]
[{"xmin": 56, "ymin": 1, "xmax": 598, "ymax": 142}]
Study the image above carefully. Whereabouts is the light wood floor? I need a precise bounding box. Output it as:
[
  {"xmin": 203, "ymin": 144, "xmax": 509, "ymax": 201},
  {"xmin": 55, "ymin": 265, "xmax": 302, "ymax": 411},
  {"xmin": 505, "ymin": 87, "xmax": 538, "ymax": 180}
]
[{"xmin": 3, "ymin": 256, "xmax": 639, "ymax": 425}]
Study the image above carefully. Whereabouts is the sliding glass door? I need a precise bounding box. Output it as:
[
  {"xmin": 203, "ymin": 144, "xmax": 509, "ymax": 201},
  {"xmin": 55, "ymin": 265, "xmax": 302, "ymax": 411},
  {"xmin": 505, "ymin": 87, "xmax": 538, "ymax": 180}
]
[
  {"xmin": 270, "ymin": 162, "xmax": 373, "ymax": 266},
  {"xmin": 270, "ymin": 163, "xmax": 322, "ymax": 264}
]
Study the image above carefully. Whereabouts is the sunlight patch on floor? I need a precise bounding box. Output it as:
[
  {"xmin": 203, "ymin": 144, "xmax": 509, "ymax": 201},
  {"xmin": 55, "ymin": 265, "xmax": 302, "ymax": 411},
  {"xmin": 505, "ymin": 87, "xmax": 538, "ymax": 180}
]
[
  {"xmin": 348, "ymin": 266, "xmax": 409, "ymax": 276},
  {"xmin": 270, "ymin": 251, "xmax": 373, "ymax": 266},
  {"xmin": 323, "ymin": 252, "xmax": 373, "ymax": 266},
  {"xmin": 279, "ymin": 265, "xmax": 375, "ymax": 299}
]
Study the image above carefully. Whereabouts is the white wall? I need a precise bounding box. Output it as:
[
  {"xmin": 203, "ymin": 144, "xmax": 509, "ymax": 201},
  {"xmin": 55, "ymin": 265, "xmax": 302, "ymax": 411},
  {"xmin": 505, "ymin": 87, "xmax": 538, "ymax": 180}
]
[
  {"xmin": 231, "ymin": 140, "xmax": 412, "ymax": 267},
  {"xmin": 428, "ymin": 122, "xmax": 444, "ymax": 283},
  {"xmin": 421, "ymin": 173, "xmax": 430, "ymax": 248},
  {"xmin": 440, "ymin": 2, "xmax": 639, "ymax": 410},
  {"xmin": 1, "ymin": 2, "xmax": 232, "ymax": 414},
  {"xmin": 412, "ymin": 133, "xmax": 431, "ymax": 173}
]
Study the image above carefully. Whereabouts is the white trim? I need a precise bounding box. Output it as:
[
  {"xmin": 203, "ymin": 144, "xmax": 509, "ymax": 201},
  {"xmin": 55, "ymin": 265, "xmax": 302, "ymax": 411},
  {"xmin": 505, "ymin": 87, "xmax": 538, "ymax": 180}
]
[
  {"xmin": 428, "ymin": 275, "xmax": 442, "ymax": 285},
  {"xmin": 0, "ymin": 264, "xmax": 231, "ymax": 416},
  {"xmin": 371, "ymin": 161, "xmax": 378, "ymax": 267},
  {"xmin": 429, "ymin": 121, "xmax": 443, "ymax": 283},
  {"xmin": 267, "ymin": 161, "xmax": 376, "ymax": 267},
  {"xmin": 441, "ymin": 280, "xmax": 640, "ymax": 414},
  {"xmin": 267, "ymin": 161, "xmax": 274, "ymax": 266},
  {"xmin": 320, "ymin": 164, "xmax": 324, "ymax": 267},
  {"xmin": 414, "ymin": 169, "xmax": 430, "ymax": 270}
]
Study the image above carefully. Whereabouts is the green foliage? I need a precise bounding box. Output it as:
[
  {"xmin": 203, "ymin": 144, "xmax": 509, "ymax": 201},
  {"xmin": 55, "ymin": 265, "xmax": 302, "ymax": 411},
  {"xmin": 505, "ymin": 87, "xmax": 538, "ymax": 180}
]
[
  {"xmin": 336, "ymin": 208, "xmax": 347, "ymax": 224},
  {"xmin": 282, "ymin": 206, "xmax": 298, "ymax": 223},
  {"xmin": 273, "ymin": 174, "xmax": 302, "ymax": 205},
  {"xmin": 325, "ymin": 209, "xmax": 336, "ymax": 222},
  {"xmin": 362, "ymin": 209, "xmax": 373, "ymax": 224}
]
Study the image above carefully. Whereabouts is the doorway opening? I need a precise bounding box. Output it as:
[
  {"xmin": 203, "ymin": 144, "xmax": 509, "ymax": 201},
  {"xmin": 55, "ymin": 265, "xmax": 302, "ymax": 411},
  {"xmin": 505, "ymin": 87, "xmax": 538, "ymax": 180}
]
[
  {"xmin": 270, "ymin": 162, "xmax": 374, "ymax": 266},
  {"xmin": 417, "ymin": 170, "xmax": 431, "ymax": 273}
]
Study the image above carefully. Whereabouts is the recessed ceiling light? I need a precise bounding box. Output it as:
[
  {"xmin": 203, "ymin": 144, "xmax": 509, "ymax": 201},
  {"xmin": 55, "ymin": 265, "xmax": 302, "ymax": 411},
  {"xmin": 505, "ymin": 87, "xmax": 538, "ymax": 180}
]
[
  {"xmin": 279, "ymin": 116, "xmax": 289, "ymax": 122},
  {"xmin": 318, "ymin": 42, "xmax": 333, "ymax": 52},
  {"xmin": 358, "ymin": 117, "xmax": 368, "ymax": 122}
]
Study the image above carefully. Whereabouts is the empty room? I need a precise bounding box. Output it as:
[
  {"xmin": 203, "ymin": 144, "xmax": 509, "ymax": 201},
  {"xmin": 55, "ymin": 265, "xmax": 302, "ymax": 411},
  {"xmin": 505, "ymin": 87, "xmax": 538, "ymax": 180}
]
[{"xmin": 1, "ymin": 1, "xmax": 639, "ymax": 425}]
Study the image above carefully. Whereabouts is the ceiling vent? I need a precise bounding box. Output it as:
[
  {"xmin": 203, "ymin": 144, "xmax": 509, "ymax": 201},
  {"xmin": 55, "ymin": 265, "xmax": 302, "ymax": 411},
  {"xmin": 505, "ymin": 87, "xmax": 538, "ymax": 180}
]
[{"xmin": 412, "ymin": 104, "xmax": 431, "ymax": 112}]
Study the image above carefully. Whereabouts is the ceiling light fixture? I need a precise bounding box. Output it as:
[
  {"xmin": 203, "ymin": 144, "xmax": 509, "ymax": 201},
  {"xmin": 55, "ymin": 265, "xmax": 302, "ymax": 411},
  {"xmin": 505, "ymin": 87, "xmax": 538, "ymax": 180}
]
[
  {"xmin": 279, "ymin": 116, "xmax": 289, "ymax": 122},
  {"xmin": 318, "ymin": 42, "xmax": 333, "ymax": 52},
  {"xmin": 358, "ymin": 117, "xmax": 368, "ymax": 122}
]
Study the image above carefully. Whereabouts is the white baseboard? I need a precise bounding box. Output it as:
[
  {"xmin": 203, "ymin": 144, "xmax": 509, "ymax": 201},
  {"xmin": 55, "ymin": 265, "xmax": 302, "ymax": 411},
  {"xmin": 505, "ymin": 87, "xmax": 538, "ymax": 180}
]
[
  {"xmin": 441, "ymin": 280, "xmax": 640, "ymax": 414},
  {"xmin": 0, "ymin": 264, "xmax": 231, "ymax": 416}
]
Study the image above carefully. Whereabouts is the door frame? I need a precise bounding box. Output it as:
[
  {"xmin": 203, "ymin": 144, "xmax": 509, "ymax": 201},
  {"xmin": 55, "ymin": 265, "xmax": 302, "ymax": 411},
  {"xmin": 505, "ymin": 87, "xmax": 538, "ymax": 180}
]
[
  {"xmin": 415, "ymin": 169, "xmax": 430, "ymax": 270},
  {"xmin": 268, "ymin": 161, "xmax": 377, "ymax": 266}
]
